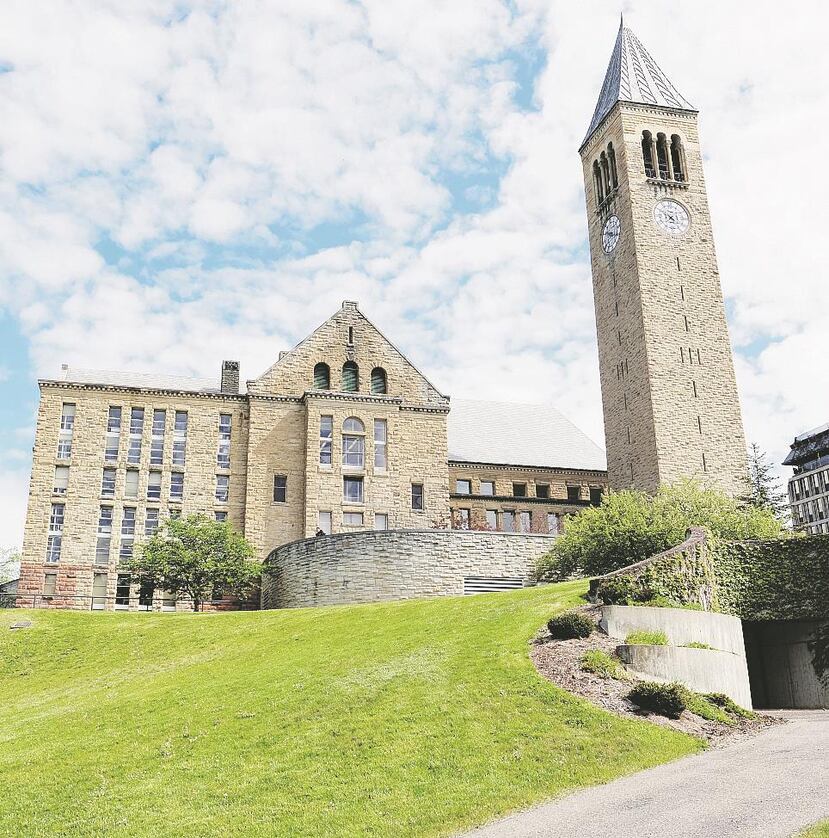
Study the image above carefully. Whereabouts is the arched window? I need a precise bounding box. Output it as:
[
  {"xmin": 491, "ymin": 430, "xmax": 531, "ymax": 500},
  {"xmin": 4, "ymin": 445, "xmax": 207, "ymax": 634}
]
[
  {"xmin": 656, "ymin": 133, "xmax": 670, "ymax": 180},
  {"xmin": 607, "ymin": 142, "xmax": 619, "ymax": 190},
  {"xmin": 342, "ymin": 361, "xmax": 359, "ymax": 392},
  {"xmin": 593, "ymin": 160, "xmax": 604, "ymax": 205},
  {"xmin": 313, "ymin": 362, "xmax": 330, "ymax": 390},
  {"xmin": 670, "ymin": 134, "xmax": 686, "ymax": 182},
  {"xmin": 342, "ymin": 417, "xmax": 365, "ymax": 468},
  {"xmin": 370, "ymin": 367, "xmax": 387, "ymax": 395},
  {"xmin": 600, "ymin": 151, "xmax": 611, "ymax": 197},
  {"xmin": 641, "ymin": 130, "xmax": 656, "ymax": 178}
]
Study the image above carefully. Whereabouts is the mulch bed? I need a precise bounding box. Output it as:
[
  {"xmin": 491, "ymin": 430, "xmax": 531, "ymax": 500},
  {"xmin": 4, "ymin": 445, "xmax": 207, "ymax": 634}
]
[{"xmin": 531, "ymin": 605, "xmax": 782, "ymax": 747}]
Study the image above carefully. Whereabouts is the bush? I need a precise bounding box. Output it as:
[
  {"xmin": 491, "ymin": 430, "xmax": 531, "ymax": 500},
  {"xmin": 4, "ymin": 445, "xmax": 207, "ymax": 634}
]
[
  {"xmin": 580, "ymin": 650, "xmax": 628, "ymax": 680},
  {"xmin": 537, "ymin": 480, "xmax": 783, "ymax": 581},
  {"xmin": 685, "ymin": 693, "xmax": 733, "ymax": 724},
  {"xmin": 547, "ymin": 610, "xmax": 594, "ymax": 640},
  {"xmin": 704, "ymin": 692, "xmax": 756, "ymax": 719},
  {"xmin": 625, "ymin": 630, "xmax": 668, "ymax": 646},
  {"xmin": 627, "ymin": 681, "xmax": 688, "ymax": 718},
  {"xmin": 684, "ymin": 641, "xmax": 713, "ymax": 650},
  {"xmin": 594, "ymin": 576, "xmax": 652, "ymax": 605}
]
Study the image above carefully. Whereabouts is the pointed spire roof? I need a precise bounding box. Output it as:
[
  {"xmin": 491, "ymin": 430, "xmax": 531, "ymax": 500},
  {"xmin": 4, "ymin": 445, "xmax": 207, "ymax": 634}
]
[{"xmin": 581, "ymin": 19, "xmax": 695, "ymax": 149}]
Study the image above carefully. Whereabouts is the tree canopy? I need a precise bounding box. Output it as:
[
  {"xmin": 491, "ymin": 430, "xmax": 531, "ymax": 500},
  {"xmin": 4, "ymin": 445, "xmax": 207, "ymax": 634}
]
[
  {"xmin": 128, "ymin": 515, "xmax": 260, "ymax": 611},
  {"xmin": 538, "ymin": 480, "xmax": 783, "ymax": 581},
  {"xmin": 741, "ymin": 442, "xmax": 790, "ymax": 525}
]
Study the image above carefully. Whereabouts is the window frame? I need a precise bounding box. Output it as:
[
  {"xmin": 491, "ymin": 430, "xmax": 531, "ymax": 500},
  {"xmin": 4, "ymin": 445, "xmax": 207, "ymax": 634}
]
[
  {"xmin": 273, "ymin": 474, "xmax": 288, "ymax": 504},
  {"xmin": 343, "ymin": 476, "xmax": 364, "ymax": 504},
  {"xmin": 411, "ymin": 482, "xmax": 424, "ymax": 511}
]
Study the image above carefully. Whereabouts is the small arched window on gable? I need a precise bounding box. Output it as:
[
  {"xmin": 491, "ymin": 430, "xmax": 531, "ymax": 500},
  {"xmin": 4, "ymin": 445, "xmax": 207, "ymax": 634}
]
[
  {"xmin": 641, "ymin": 130, "xmax": 656, "ymax": 178},
  {"xmin": 593, "ymin": 160, "xmax": 605, "ymax": 205},
  {"xmin": 670, "ymin": 134, "xmax": 686, "ymax": 182},
  {"xmin": 342, "ymin": 361, "xmax": 359, "ymax": 392},
  {"xmin": 370, "ymin": 367, "xmax": 387, "ymax": 395},
  {"xmin": 607, "ymin": 142, "xmax": 619, "ymax": 190},
  {"xmin": 313, "ymin": 362, "xmax": 330, "ymax": 390},
  {"xmin": 656, "ymin": 133, "xmax": 670, "ymax": 180}
]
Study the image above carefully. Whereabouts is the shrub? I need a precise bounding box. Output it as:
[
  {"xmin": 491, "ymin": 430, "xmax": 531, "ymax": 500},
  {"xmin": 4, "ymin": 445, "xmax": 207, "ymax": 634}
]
[
  {"xmin": 537, "ymin": 480, "xmax": 782, "ymax": 581},
  {"xmin": 594, "ymin": 575, "xmax": 651, "ymax": 605},
  {"xmin": 627, "ymin": 681, "xmax": 688, "ymax": 718},
  {"xmin": 684, "ymin": 641, "xmax": 713, "ymax": 650},
  {"xmin": 704, "ymin": 692, "xmax": 756, "ymax": 719},
  {"xmin": 625, "ymin": 630, "xmax": 668, "ymax": 646},
  {"xmin": 685, "ymin": 693, "xmax": 733, "ymax": 724},
  {"xmin": 547, "ymin": 610, "xmax": 594, "ymax": 640},
  {"xmin": 580, "ymin": 650, "xmax": 628, "ymax": 680}
]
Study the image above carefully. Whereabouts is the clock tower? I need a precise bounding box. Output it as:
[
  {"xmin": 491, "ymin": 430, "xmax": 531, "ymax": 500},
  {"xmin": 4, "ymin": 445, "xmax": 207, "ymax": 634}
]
[{"xmin": 579, "ymin": 20, "xmax": 748, "ymax": 496}]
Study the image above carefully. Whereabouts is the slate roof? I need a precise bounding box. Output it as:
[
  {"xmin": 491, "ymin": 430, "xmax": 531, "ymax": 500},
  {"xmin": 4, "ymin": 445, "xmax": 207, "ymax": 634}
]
[
  {"xmin": 448, "ymin": 399, "xmax": 606, "ymax": 472},
  {"xmin": 783, "ymin": 423, "xmax": 829, "ymax": 467},
  {"xmin": 56, "ymin": 367, "xmax": 224, "ymax": 394},
  {"xmin": 582, "ymin": 19, "xmax": 694, "ymax": 149}
]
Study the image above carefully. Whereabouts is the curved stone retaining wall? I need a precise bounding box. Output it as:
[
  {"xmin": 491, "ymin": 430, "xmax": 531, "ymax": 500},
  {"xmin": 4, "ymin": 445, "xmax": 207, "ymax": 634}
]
[{"xmin": 261, "ymin": 529, "xmax": 553, "ymax": 609}]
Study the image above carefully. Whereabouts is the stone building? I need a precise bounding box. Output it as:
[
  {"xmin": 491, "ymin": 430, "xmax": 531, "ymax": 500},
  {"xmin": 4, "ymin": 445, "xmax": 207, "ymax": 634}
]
[
  {"xmin": 784, "ymin": 423, "xmax": 829, "ymax": 534},
  {"xmin": 580, "ymin": 21, "xmax": 748, "ymax": 496},
  {"xmin": 17, "ymin": 301, "xmax": 607, "ymax": 610}
]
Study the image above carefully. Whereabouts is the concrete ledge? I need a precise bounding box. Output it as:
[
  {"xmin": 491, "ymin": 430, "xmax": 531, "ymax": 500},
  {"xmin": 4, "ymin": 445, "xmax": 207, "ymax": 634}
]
[
  {"xmin": 601, "ymin": 605, "xmax": 746, "ymax": 656},
  {"xmin": 617, "ymin": 644, "xmax": 753, "ymax": 709}
]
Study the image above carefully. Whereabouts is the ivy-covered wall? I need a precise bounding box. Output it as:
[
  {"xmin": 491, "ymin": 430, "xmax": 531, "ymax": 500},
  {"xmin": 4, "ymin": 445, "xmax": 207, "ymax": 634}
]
[{"xmin": 590, "ymin": 530, "xmax": 829, "ymax": 621}]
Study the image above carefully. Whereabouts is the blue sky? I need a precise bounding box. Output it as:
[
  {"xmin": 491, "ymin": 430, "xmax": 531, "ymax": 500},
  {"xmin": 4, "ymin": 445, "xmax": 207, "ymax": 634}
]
[{"xmin": 1, "ymin": 0, "xmax": 828, "ymax": 551}]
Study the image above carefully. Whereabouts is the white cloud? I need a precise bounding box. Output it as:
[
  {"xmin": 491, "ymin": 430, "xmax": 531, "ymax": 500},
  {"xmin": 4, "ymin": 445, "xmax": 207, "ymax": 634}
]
[{"xmin": 0, "ymin": 0, "xmax": 826, "ymax": 549}]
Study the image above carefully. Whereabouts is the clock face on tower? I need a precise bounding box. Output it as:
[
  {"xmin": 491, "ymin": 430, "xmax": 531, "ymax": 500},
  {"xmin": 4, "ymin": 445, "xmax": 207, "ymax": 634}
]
[
  {"xmin": 602, "ymin": 215, "xmax": 621, "ymax": 253},
  {"xmin": 653, "ymin": 199, "xmax": 690, "ymax": 236}
]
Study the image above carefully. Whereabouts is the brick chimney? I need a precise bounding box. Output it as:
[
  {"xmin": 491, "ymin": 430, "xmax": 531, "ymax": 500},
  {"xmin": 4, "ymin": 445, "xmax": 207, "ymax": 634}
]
[{"xmin": 220, "ymin": 361, "xmax": 240, "ymax": 395}]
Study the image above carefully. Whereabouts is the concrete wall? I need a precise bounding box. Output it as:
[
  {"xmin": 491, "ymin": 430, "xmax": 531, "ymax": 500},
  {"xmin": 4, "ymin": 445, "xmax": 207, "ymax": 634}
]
[
  {"xmin": 262, "ymin": 529, "xmax": 554, "ymax": 608},
  {"xmin": 602, "ymin": 605, "xmax": 753, "ymax": 708},
  {"xmin": 617, "ymin": 644, "xmax": 753, "ymax": 709}
]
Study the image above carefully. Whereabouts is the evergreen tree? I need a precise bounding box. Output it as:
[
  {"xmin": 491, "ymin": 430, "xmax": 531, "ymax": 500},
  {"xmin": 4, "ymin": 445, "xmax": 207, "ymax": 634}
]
[{"xmin": 742, "ymin": 443, "xmax": 790, "ymax": 525}]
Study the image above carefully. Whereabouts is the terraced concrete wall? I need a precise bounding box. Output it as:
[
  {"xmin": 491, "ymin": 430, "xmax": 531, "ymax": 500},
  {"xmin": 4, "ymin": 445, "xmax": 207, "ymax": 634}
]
[{"xmin": 261, "ymin": 529, "xmax": 553, "ymax": 608}]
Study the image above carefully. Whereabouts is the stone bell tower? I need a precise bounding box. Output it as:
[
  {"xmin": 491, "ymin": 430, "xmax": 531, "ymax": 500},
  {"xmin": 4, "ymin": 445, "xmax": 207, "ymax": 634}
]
[{"xmin": 579, "ymin": 19, "xmax": 747, "ymax": 496}]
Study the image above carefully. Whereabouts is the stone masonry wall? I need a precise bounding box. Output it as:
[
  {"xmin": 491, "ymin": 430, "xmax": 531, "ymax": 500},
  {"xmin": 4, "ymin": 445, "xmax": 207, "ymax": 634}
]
[{"xmin": 261, "ymin": 529, "xmax": 554, "ymax": 608}]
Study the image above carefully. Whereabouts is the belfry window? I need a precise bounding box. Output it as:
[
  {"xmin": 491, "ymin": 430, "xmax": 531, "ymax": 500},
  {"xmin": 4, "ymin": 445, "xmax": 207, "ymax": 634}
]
[
  {"xmin": 370, "ymin": 367, "xmax": 387, "ymax": 395},
  {"xmin": 641, "ymin": 130, "xmax": 656, "ymax": 178},
  {"xmin": 342, "ymin": 361, "xmax": 359, "ymax": 392},
  {"xmin": 313, "ymin": 362, "xmax": 330, "ymax": 390},
  {"xmin": 670, "ymin": 134, "xmax": 686, "ymax": 182},
  {"xmin": 593, "ymin": 160, "xmax": 604, "ymax": 205},
  {"xmin": 656, "ymin": 133, "xmax": 670, "ymax": 180},
  {"xmin": 600, "ymin": 151, "xmax": 611, "ymax": 197},
  {"xmin": 607, "ymin": 142, "xmax": 619, "ymax": 190}
]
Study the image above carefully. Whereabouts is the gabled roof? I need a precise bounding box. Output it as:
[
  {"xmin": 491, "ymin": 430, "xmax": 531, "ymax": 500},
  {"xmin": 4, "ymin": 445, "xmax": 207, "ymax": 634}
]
[
  {"xmin": 582, "ymin": 19, "xmax": 694, "ymax": 149},
  {"xmin": 448, "ymin": 399, "xmax": 606, "ymax": 472},
  {"xmin": 53, "ymin": 367, "xmax": 226, "ymax": 394}
]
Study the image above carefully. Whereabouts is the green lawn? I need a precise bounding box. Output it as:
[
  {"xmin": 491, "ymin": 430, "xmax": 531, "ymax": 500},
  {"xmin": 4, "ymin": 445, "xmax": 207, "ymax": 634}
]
[
  {"xmin": 0, "ymin": 583, "xmax": 702, "ymax": 837},
  {"xmin": 798, "ymin": 821, "xmax": 829, "ymax": 838}
]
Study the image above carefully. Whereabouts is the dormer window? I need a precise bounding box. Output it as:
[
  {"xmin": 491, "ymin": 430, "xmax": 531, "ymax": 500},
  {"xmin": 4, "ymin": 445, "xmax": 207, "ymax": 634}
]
[
  {"xmin": 342, "ymin": 361, "xmax": 359, "ymax": 392},
  {"xmin": 370, "ymin": 367, "xmax": 387, "ymax": 395},
  {"xmin": 313, "ymin": 362, "xmax": 330, "ymax": 390}
]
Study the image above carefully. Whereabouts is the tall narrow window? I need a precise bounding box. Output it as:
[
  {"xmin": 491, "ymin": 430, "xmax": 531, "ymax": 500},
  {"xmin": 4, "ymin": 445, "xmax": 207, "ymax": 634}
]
[
  {"xmin": 374, "ymin": 419, "xmax": 387, "ymax": 470},
  {"xmin": 170, "ymin": 472, "xmax": 184, "ymax": 502},
  {"xmin": 593, "ymin": 160, "xmax": 604, "ymax": 204},
  {"xmin": 96, "ymin": 506, "xmax": 113, "ymax": 565},
  {"xmin": 607, "ymin": 142, "xmax": 619, "ymax": 189},
  {"xmin": 114, "ymin": 573, "xmax": 131, "ymax": 608},
  {"xmin": 502, "ymin": 510, "xmax": 516, "ymax": 533},
  {"xmin": 127, "ymin": 407, "xmax": 144, "ymax": 464},
  {"xmin": 318, "ymin": 510, "xmax": 332, "ymax": 535},
  {"xmin": 119, "ymin": 507, "xmax": 136, "ymax": 561},
  {"xmin": 670, "ymin": 134, "xmax": 685, "ymax": 182},
  {"xmin": 319, "ymin": 416, "xmax": 333, "ymax": 465},
  {"xmin": 370, "ymin": 367, "xmax": 387, "ymax": 395},
  {"xmin": 519, "ymin": 511, "xmax": 532, "ymax": 533},
  {"xmin": 43, "ymin": 572, "xmax": 58, "ymax": 597},
  {"xmin": 147, "ymin": 471, "xmax": 161, "ymax": 501},
  {"xmin": 313, "ymin": 362, "xmax": 330, "ymax": 390},
  {"xmin": 455, "ymin": 509, "xmax": 471, "ymax": 530},
  {"xmin": 600, "ymin": 151, "xmax": 611, "ymax": 197},
  {"xmin": 57, "ymin": 404, "xmax": 75, "ymax": 459},
  {"xmin": 46, "ymin": 503, "xmax": 65, "ymax": 563},
  {"xmin": 92, "ymin": 572, "xmax": 108, "ymax": 610},
  {"xmin": 547, "ymin": 513, "xmax": 560, "ymax": 535},
  {"xmin": 656, "ymin": 133, "xmax": 670, "ymax": 179},
  {"xmin": 217, "ymin": 413, "xmax": 231, "ymax": 469},
  {"xmin": 485, "ymin": 509, "xmax": 498, "ymax": 530},
  {"xmin": 145, "ymin": 507, "xmax": 159, "ymax": 537},
  {"xmin": 342, "ymin": 361, "xmax": 359, "ymax": 392},
  {"xmin": 342, "ymin": 417, "xmax": 365, "ymax": 468},
  {"xmin": 172, "ymin": 411, "xmax": 188, "ymax": 466},
  {"xmin": 273, "ymin": 474, "xmax": 287, "ymax": 503},
  {"xmin": 125, "ymin": 469, "xmax": 139, "ymax": 499},
  {"xmin": 101, "ymin": 467, "xmax": 116, "ymax": 498},
  {"xmin": 105, "ymin": 406, "xmax": 121, "ymax": 461},
  {"xmin": 641, "ymin": 130, "xmax": 656, "ymax": 177},
  {"xmin": 216, "ymin": 474, "xmax": 229, "ymax": 504},
  {"xmin": 150, "ymin": 409, "xmax": 166, "ymax": 466},
  {"xmin": 53, "ymin": 466, "xmax": 69, "ymax": 495},
  {"xmin": 411, "ymin": 483, "xmax": 424, "ymax": 511}
]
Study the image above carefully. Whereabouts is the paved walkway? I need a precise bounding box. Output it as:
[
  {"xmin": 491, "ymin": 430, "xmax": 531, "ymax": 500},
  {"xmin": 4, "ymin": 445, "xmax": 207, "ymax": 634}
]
[{"xmin": 461, "ymin": 711, "xmax": 829, "ymax": 838}]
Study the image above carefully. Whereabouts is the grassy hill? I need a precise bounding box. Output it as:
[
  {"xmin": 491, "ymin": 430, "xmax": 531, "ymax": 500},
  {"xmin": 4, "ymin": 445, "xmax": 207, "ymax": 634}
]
[{"xmin": 0, "ymin": 583, "xmax": 701, "ymax": 837}]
